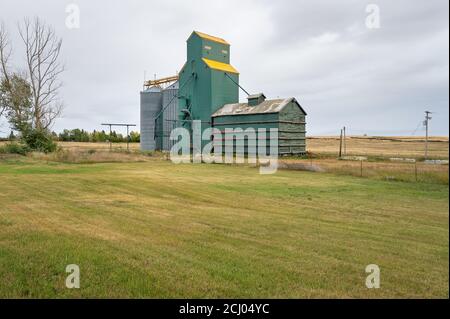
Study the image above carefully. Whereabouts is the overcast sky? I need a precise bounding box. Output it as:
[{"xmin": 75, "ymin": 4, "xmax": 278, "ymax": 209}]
[{"xmin": 0, "ymin": 0, "xmax": 448, "ymax": 136}]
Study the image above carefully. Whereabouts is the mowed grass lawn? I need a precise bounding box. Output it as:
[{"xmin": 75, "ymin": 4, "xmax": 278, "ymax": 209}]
[{"xmin": 0, "ymin": 158, "xmax": 448, "ymax": 298}]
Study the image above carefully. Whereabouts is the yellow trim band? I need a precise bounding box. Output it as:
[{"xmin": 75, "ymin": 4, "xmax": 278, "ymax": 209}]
[{"xmin": 202, "ymin": 58, "xmax": 239, "ymax": 74}]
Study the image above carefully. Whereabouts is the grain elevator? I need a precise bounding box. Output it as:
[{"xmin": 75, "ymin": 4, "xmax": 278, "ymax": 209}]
[{"xmin": 140, "ymin": 31, "xmax": 307, "ymax": 154}]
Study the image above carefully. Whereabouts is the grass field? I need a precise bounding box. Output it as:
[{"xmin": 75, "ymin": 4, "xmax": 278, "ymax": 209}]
[
  {"xmin": 0, "ymin": 155, "xmax": 448, "ymax": 298},
  {"xmin": 29, "ymin": 138, "xmax": 448, "ymax": 185}
]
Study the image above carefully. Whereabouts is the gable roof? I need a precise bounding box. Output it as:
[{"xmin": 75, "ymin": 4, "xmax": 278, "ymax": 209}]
[
  {"xmin": 202, "ymin": 58, "xmax": 239, "ymax": 74},
  {"xmin": 212, "ymin": 97, "xmax": 307, "ymax": 117},
  {"xmin": 191, "ymin": 31, "xmax": 229, "ymax": 45},
  {"xmin": 247, "ymin": 93, "xmax": 266, "ymax": 100}
]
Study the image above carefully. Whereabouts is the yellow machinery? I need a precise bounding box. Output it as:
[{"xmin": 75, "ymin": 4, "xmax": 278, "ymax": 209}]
[{"xmin": 144, "ymin": 75, "xmax": 178, "ymax": 89}]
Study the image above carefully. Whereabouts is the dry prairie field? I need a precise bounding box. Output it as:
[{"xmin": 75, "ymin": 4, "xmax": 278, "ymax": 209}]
[
  {"xmin": 0, "ymin": 137, "xmax": 448, "ymax": 298},
  {"xmin": 307, "ymin": 136, "xmax": 449, "ymax": 159},
  {"xmin": 2, "ymin": 135, "xmax": 449, "ymax": 159},
  {"xmin": 51, "ymin": 136, "xmax": 449, "ymax": 158}
]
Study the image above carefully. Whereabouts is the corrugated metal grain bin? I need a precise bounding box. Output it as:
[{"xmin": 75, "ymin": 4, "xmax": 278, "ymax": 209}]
[
  {"xmin": 140, "ymin": 87, "xmax": 162, "ymax": 151},
  {"xmin": 161, "ymin": 81, "xmax": 179, "ymax": 151}
]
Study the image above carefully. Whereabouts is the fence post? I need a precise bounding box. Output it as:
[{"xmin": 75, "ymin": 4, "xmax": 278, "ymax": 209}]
[
  {"xmin": 360, "ymin": 160, "xmax": 363, "ymax": 177},
  {"xmin": 414, "ymin": 161, "xmax": 418, "ymax": 182}
]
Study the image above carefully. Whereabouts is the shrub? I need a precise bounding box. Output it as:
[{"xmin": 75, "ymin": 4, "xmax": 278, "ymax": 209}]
[
  {"xmin": 0, "ymin": 142, "xmax": 30, "ymax": 155},
  {"xmin": 23, "ymin": 129, "xmax": 57, "ymax": 153}
]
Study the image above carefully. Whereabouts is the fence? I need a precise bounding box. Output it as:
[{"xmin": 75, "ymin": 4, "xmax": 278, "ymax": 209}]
[{"xmin": 281, "ymin": 158, "xmax": 449, "ymax": 184}]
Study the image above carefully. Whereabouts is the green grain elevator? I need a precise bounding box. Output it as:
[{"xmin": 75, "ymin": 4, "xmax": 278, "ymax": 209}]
[
  {"xmin": 178, "ymin": 31, "xmax": 239, "ymax": 142},
  {"xmin": 151, "ymin": 31, "xmax": 308, "ymax": 154}
]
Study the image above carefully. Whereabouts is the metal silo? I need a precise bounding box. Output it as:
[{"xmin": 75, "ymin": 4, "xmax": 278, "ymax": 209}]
[
  {"xmin": 140, "ymin": 87, "xmax": 162, "ymax": 151},
  {"xmin": 161, "ymin": 81, "xmax": 179, "ymax": 151}
]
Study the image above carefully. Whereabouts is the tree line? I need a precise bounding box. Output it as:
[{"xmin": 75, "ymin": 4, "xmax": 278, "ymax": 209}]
[
  {"xmin": 57, "ymin": 129, "xmax": 140, "ymax": 143},
  {"xmin": 3, "ymin": 128, "xmax": 140, "ymax": 143}
]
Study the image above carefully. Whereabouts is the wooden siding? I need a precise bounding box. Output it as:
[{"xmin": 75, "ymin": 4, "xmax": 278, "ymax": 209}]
[{"xmin": 211, "ymin": 100, "xmax": 306, "ymax": 155}]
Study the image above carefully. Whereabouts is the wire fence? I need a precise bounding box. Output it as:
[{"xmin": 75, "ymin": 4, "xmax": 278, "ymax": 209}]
[{"xmin": 283, "ymin": 158, "xmax": 449, "ymax": 184}]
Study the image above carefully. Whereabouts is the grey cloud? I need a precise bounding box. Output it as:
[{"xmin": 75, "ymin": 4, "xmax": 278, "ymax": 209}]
[{"xmin": 0, "ymin": 0, "xmax": 448, "ymax": 136}]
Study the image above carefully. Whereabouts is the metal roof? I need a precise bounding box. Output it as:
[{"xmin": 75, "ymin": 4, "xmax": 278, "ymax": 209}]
[
  {"xmin": 142, "ymin": 86, "xmax": 162, "ymax": 93},
  {"xmin": 247, "ymin": 93, "xmax": 266, "ymax": 99},
  {"xmin": 192, "ymin": 31, "xmax": 229, "ymax": 45},
  {"xmin": 202, "ymin": 58, "xmax": 239, "ymax": 74},
  {"xmin": 212, "ymin": 97, "xmax": 307, "ymax": 117},
  {"xmin": 164, "ymin": 80, "xmax": 179, "ymax": 90}
]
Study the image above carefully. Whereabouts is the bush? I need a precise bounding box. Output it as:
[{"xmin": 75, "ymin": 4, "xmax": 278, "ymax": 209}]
[
  {"xmin": 0, "ymin": 142, "xmax": 30, "ymax": 155},
  {"xmin": 23, "ymin": 129, "xmax": 57, "ymax": 153}
]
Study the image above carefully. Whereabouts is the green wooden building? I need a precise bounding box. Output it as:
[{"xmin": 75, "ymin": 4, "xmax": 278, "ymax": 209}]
[{"xmin": 212, "ymin": 94, "xmax": 307, "ymax": 155}]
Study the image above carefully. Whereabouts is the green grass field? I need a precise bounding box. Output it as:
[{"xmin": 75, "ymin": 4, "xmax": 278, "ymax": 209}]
[{"xmin": 0, "ymin": 157, "xmax": 448, "ymax": 298}]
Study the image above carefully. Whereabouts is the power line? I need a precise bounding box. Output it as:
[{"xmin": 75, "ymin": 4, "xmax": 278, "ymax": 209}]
[{"xmin": 411, "ymin": 121, "xmax": 423, "ymax": 136}]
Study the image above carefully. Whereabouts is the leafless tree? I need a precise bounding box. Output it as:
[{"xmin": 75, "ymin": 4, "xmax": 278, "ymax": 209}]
[
  {"xmin": 0, "ymin": 22, "xmax": 12, "ymax": 118},
  {"xmin": 18, "ymin": 17, "xmax": 64, "ymax": 130}
]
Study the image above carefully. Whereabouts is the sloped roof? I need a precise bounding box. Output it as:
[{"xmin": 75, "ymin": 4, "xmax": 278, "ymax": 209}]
[
  {"xmin": 164, "ymin": 80, "xmax": 179, "ymax": 90},
  {"xmin": 192, "ymin": 31, "xmax": 229, "ymax": 45},
  {"xmin": 212, "ymin": 97, "xmax": 307, "ymax": 117},
  {"xmin": 202, "ymin": 58, "xmax": 239, "ymax": 74},
  {"xmin": 247, "ymin": 93, "xmax": 266, "ymax": 99},
  {"xmin": 142, "ymin": 86, "xmax": 162, "ymax": 93}
]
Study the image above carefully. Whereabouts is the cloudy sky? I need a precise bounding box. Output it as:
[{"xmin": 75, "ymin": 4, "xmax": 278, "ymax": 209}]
[{"xmin": 0, "ymin": 0, "xmax": 448, "ymax": 136}]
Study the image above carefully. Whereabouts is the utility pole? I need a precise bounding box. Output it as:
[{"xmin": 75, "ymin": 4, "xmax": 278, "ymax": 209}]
[
  {"xmin": 108, "ymin": 124, "xmax": 112, "ymax": 151},
  {"xmin": 126, "ymin": 125, "xmax": 130, "ymax": 152},
  {"xmin": 339, "ymin": 128, "xmax": 343, "ymax": 158},
  {"xmin": 143, "ymin": 70, "xmax": 147, "ymax": 90},
  {"xmin": 424, "ymin": 111, "xmax": 432, "ymax": 160},
  {"xmin": 343, "ymin": 126, "xmax": 347, "ymax": 156}
]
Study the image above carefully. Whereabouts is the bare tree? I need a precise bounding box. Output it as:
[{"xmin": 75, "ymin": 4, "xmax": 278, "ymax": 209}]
[
  {"xmin": 18, "ymin": 17, "xmax": 64, "ymax": 130},
  {"xmin": 0, "ymin": 22, "xmax": 12, "ymax": 118}
]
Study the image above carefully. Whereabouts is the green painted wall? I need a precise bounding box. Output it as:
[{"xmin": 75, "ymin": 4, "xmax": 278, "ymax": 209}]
[
  {"xmin": 187, "ymin": 34, "xmax": 230, "ymax": 64},
  {"xmin": 211, "ymin": 70, "xmax": 238, "ymax": 114},
  {"xmin": 278, "ymin": 101, "xmax": 306, "ymax": 154},
  {"xmin": 211, "ymin": 100, "xmax": 307, "ymax": 155},
  {"xmin": 178, "ymin": 32, "xmax": 239, "ymax": 144}
]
